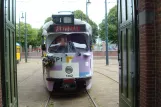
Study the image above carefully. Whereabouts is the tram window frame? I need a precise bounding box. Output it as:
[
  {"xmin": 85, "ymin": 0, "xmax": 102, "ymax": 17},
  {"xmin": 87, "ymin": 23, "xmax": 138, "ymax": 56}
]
[{"xmin": 48, "ymin": 34, "xmax": 88, "ymax": 53}]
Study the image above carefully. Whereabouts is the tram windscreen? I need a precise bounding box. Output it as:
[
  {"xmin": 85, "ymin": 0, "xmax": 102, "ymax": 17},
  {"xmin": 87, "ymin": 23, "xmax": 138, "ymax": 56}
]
[{"xmin": 48, "ymin": 34, "xmax": 88, "ymax": 53}]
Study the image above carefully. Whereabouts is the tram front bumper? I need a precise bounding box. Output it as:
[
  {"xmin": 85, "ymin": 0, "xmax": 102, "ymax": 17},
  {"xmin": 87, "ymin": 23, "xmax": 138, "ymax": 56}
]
[{"xmin": 46, "ymin": 77, "xmax": 92, "ymax": 90}]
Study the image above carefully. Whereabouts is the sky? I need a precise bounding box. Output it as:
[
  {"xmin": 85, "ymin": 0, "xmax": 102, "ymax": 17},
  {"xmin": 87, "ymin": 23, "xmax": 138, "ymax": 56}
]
[{"xmin": 16, "ymin": 0, "xmax": 117, "ymax": 29}]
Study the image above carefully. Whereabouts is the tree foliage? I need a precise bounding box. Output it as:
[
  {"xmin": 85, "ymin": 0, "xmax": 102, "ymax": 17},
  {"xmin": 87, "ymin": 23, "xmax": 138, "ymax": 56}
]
[
  {"xmin": 99, "ymin": 5, "xmax": 117, "ymax": 44},
  {"xmin": 36, "ymin": 17, "xmax": 53, "ymax": 46},
  {"xmin": 73, "ymin": 10, "xmax": 98, "ymax": 43},
  {"xmin": 44, "ymin": 17, "xmax": 52, "ymax": 23},
  {"xmin": 16, "ymin": 22, "xmax": 38, "ymax": 48}
]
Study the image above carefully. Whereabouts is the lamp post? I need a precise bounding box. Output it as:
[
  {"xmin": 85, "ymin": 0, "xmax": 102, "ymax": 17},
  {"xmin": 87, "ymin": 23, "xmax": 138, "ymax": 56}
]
[
  {"xmin": 21, "ymin": 12, "xmax": 27, "ymax": 63},
  {"xmin": 105, "ymin": 1, "xmax": 116, "ymax": 65},
  {"xmin": 105, "ymin": 0, "xmax": 109, "ymax": 65},
  {"xmin": 19, "ymin": 16, "xmax": 21, "ymax": 61},
  {"xmin": 86, "ymin": 0, "xmax": 91, "ymax": 22}
]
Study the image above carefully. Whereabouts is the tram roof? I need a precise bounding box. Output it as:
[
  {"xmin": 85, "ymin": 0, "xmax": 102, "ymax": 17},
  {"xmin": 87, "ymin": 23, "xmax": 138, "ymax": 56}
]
[
  {"xmin": 16, "ymin": 43, "xmax": 20, "ymax": 46},
  {"xmin": 42, "ymin": 19, "xmax": 92, "ymax": 37}
]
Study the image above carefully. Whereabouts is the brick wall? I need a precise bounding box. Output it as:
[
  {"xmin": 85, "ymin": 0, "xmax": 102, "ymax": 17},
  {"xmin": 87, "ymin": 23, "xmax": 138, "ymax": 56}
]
[
  {"xmin": 155, "ymin": 1, "xmax": 161, "ymax": 107},
  {"xmin": 0, "ymin": 1, "xmax": 2, "ymax": 106},
  {"xmin": 138, "ymin": 0, "xmax": 156, "ymax": 107},
  {"xmin": 138, "ymin": 0, "xmax": 161, "ymax": 106},
  {"xmin": 93, "ymin": 51, "xmax": 118, "ymax": 56},
  {"xmin": 0, "ymin": 89, "xmax": 2, "ymax": 107},
  {"xmin": 0, "ymin": 62, "xmax": 2, "ymax": 107}
]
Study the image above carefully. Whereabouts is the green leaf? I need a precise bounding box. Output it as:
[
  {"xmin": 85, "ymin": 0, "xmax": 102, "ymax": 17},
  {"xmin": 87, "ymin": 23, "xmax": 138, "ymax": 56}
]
[
  {"xmin": 73, "ymin": 10, "xmax": 98, "ymax": 43},
  {"xmin": 99, "ymin": 5, "xmax": 118, "ymax": 44}
]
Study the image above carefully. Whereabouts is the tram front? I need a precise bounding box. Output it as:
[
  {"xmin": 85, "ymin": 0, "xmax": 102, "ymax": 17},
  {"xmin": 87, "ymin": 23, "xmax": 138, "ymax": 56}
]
[{"xmin": 42, "ymin": 13, "xmax": 93, "ymax": 92}]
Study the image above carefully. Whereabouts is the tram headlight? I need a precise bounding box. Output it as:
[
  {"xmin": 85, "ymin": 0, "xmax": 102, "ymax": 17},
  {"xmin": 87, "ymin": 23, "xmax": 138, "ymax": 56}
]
[{"xmin": 65, "ymin": 66, "xmax": 73, "ymax": 74}]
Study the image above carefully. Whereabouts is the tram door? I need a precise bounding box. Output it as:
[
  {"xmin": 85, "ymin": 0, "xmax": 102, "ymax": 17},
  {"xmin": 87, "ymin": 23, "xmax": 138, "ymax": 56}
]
[
  {"xmin": 118, "ymin": 0, "xmax": 138, "ymax": 107},
  {"xmin": 2, "ymin": 0, "xmax": 18, "ymax": 106}
]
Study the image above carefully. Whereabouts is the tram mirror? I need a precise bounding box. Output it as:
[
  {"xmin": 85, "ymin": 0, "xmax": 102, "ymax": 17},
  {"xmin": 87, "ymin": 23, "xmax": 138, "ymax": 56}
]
[
  {"xmin": 91, "ymin": 45, "xmax": 94, "ymax": 51},
  {"xmin": 41, "ymin": 44, "xmax": 46, "ymax": 51},
  {"xmin": 92, "ymin": 45, "xmax": 94, "ymax": 50}
]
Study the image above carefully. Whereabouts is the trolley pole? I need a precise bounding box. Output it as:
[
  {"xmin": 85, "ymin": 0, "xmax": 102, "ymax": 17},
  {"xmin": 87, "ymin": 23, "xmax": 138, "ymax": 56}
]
[
  {"xmin": 24, "ymin": 12, "xmax": 27, "ymax": 63},
  {"xmin": 105, "ymin": 0, "xmax": 109, "ymax": 65}
]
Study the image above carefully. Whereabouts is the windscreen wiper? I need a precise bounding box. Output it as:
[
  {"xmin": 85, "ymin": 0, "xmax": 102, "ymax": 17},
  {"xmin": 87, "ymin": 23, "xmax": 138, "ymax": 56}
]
[
  {"xmin": 49, "ymin": 43, "xmax": 61, "ymax": 53},
  {"xmin": 68, "ymin": 41, "xmax": 81, "ymax": 56}
]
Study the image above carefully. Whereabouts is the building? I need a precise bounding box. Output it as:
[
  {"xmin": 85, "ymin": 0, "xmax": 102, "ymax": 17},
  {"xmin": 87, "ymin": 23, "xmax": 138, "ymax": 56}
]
[{"xmin": 0, "ymin": 0, "xmax": 161, "ymax": 107}]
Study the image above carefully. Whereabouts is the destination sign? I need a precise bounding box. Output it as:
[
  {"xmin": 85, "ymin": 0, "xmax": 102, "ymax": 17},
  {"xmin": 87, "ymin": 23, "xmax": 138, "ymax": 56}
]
[{"xmin": 52, "ymin": 25, "xmax": 86, "ymax": 32}]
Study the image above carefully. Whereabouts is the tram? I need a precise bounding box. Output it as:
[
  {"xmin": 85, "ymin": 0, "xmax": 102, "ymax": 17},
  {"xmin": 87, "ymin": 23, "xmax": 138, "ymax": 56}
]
[
  {"xmin": 41, "ymin": 12, "xmax": 93, "ymax": 92},
  {"xmin": 16, "ymin": 42, "xmax": 21, "ymax": 64}
]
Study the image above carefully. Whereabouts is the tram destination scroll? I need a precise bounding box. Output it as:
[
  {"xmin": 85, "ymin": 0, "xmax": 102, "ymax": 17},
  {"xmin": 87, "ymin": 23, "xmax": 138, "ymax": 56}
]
[{"xmin": 47, "ymin": 24, "xmax": 86, "ymax": 33}]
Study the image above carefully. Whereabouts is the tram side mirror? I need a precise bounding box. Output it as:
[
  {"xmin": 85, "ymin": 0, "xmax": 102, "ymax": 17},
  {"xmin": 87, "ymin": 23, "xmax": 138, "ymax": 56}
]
[
  {"xmin": 90, "ymin": 40, "xmax": 94, "ymax": 51},
  {"xmin": 41, "ymin": 44, "xmax": 46, "ymax": 51},
  {"xmin": 91, "ymin": 45, "xmax": 94, "ymax": 50},
  {"xmin": 90, "ymin": 43, "xmax": 94, "ymax": 50}
]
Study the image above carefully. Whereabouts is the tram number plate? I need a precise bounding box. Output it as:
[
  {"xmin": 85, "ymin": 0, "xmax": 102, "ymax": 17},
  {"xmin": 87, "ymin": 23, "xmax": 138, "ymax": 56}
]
[
  {"xmin": 66, "ymin": 74, "xmax": 73, "ymax": 77},
  {"xmin": 53, "ymin": 57, "xmax": 62, "ymax": 62}
]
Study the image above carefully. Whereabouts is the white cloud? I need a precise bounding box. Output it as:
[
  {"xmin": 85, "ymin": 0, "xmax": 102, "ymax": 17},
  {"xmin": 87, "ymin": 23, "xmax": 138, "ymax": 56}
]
[{"xmin": 16, "ymin": 0, "xmax": 117, "ymax": 28}]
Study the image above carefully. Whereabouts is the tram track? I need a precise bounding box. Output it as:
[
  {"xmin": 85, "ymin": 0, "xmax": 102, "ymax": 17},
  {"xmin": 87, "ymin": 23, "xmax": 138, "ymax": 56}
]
[
  {"xmin": 44, "ymin": 89, "xmax": 98, "ymax": 107},
  {"xmin": 44, "ymin": 71, "xmax": 118, "ymax": 107},
  {"xmin": 85, "ymin": 89, "xmax": 98, "ymax": 107},
  {"xmin": 94, "ymin": 66, "xmax": 118, "ymax": 72},
  {"xmin": 93, "ymin": 71, "xmax": 119, "ymax": 107},
  {"xmin": 94, "ymin": 70, "xmax": 119, "ymax": 83},
  {"xmin": 44, "ymin": 93, "xmax": 51, "ymax": 107}
]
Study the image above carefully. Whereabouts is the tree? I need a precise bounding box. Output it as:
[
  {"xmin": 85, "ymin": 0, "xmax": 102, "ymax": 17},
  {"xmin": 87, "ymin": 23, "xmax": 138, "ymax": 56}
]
[
  {"xmin": 16, "ymin": 22, "xmax": 38, "ymax": 48},
  {"xmin": 73, "ymin": 10, "xmax": 98, "ymax": 43},
  {"xmin": 99, "ymin": 5, "xmax": 117, "ymax": 44},
  {"xmin": 36, "ymin": 17, "xmax": 53, "ymax": 46},
  {"xmin": 44, "ymin": 17, "xmax": 52, "ymax": 23}
]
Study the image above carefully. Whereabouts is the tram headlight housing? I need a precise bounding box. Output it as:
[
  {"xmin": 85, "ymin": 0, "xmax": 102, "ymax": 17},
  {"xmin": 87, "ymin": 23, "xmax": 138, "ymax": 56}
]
[
  {"xmin": 63, "ymin": 17, "xmax": 72, "ymax": 24},
  {"xmin": 65, "ymin": 66, "xmax": 73, "ymax": 74}
]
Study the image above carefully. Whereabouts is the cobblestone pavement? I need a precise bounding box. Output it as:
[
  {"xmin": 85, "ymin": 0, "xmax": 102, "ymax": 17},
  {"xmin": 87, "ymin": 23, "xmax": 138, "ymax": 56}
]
[{"xmin": 17, "ymin": 58, "xmax": 119, "ymax": 107}]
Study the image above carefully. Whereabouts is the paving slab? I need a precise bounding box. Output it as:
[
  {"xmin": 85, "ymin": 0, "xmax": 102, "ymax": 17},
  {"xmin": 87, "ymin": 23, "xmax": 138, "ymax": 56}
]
[
  {"xmin": 18, "ymin": 58, "xmax": 119, "ymax": 107},
  {"xmin": 17, "ymin": 59, "xmax": 49, "ymax": 107}
]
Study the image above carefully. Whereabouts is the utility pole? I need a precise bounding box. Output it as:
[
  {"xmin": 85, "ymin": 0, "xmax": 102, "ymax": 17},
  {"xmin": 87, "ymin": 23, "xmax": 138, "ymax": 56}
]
[
  {"xmin": 25, "ymin": 12, "xmax": 27, "ymax": 63},
  {"xmin": 19, "ymin": 17, "xmax": 21, "ymax": 61},
  {"xmin": 86, "ymin": 0, "xmax": 91, "ymax": 22},
  {"xmin": 86, "ymin": 0, "xmax": 88, "ymax": 19},
  {"xmin": 22, "ymin": 12, "xmax": 28, "ymax": 63},
  {"xmin": 105, "ymin": 0, "xmax": 109, "ymax": 65}
]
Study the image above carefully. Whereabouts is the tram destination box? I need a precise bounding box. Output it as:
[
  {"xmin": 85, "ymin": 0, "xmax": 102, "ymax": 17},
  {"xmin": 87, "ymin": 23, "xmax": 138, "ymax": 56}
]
[{"xmin": 47, "ymin": 24, "xmax": 86, "ymax": 33}]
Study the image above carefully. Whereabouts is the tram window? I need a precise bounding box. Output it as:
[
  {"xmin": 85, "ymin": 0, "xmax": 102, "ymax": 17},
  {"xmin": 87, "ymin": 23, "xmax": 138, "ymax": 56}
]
[
  {"xmin": 48, "ymin": 34, "xmax": 88, "ymax": 53},
  {"xmin": 48, "ymin": 35, "xmax": 68, "ymax": 53},
  {"xmin": 69, "ymin": 34, "xmax": 88, "ymax": 52}
]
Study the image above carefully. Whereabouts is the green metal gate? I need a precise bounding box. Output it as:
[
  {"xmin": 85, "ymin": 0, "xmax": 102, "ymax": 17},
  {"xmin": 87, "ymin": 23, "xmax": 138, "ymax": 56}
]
[
  {"xmin": 2, "ymin": 0, "xmax": 18, "ymax": 106},
  {"xmin": 118, "ymin": 0, "xmax": 138, "ymax": 107}
]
